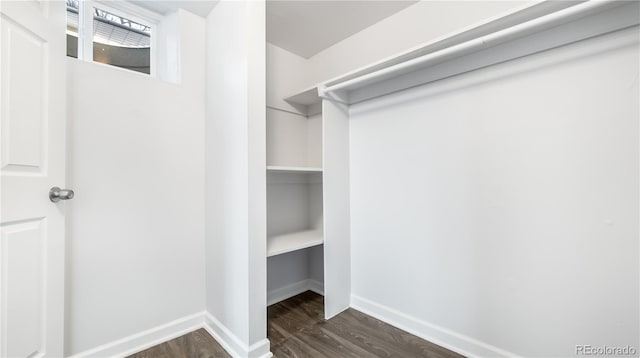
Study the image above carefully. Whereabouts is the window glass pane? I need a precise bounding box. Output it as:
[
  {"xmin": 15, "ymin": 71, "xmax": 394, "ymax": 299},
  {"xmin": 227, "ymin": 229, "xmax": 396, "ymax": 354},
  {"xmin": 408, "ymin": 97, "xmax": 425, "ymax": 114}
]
[
  {"xmin": 92, "ymin": 6, "xmax": 151, "ymax": 74},
  {"xmin": 66, "ymin": 0, "xmax": 79, "ymax": 58}
]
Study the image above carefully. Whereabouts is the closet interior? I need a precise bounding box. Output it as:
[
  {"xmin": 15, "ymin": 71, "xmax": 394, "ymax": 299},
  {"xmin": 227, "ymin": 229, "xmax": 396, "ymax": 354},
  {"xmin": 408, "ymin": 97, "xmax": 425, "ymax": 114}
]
[{"xmin": 266, "ymin": 87, "xmax": 325, "ymax": 307}]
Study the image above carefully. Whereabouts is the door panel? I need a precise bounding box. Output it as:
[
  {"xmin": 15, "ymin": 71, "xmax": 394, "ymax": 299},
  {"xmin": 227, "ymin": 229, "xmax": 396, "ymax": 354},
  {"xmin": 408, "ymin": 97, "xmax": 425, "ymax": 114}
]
[
  {"xmin": 0, "ymin": 1, "xmax": 66, "ymax": 357},
  {"xmin": 2, "ymin": 219, "xmax": 45, "ymax": 357},
  {"xmin": 1, "ymin": 15, "xmax": 47, "ymax": 173}
]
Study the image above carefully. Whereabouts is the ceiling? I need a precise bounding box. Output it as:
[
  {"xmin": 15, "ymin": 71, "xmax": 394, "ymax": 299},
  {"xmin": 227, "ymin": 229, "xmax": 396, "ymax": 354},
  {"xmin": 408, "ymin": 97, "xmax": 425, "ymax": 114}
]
[
  {"xmin": 132, "ymin": 0, "xmax": 417, "ymax": 59},
  {"xmin": 267, "ymin": 1, "xmax": 417, "ymax": 58},
  {"xmin": 131, "ymin": 0, "xmax": 219, "ymax": 18}
]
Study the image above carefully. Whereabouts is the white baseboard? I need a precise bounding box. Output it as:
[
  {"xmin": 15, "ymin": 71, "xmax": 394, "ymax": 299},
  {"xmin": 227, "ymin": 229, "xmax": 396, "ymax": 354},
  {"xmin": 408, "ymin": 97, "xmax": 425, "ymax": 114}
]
[
  {"xmin": 68, "ymin": 312, "xmax": 205, "ymax": 358},
  {"xmin": 68, "ymin": 280, "xmax": 325, "ymax": 358},
  {"xmin": 268, "ymin": 279, "xmax": 324, "ymax": 306},
  {"xmin": 350, "ymin": 295, "xmax": 520, "ymax": 358},
  {"xmin": 308, "ymin": 279, "xmax": 324, "ymax": 296},
  {"xmin": 203, "ymin": 313, "xmax": 272, "ymax": 358},
  {"xmin": 68, "ymin": 311, "xmax": 273, "ymax": 358}
]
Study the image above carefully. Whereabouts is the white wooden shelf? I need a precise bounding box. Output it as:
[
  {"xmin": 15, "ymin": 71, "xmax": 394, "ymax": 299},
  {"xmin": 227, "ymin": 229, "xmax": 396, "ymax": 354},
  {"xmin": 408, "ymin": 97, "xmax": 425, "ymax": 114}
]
[
  {"xmin": 267, "ymin": 230, "xmax": 323, "ymax": 257},
  {"xmin": 284, "ymin": 86, "xmax": 322, "ymax": 116},
  {"xmin": 267, "ymin": 166, "xmax": 322, "ymax": 174},
  {"xmin": 284, "ymin": 86, "xmax": 321, "ymax": 106}
]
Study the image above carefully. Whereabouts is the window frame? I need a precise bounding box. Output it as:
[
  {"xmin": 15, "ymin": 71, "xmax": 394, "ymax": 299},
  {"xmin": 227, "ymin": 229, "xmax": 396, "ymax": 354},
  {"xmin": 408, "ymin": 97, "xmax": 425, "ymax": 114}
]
[{"xmin": 74, "ymin": 0, "xmax": 161, "ymax": 76}]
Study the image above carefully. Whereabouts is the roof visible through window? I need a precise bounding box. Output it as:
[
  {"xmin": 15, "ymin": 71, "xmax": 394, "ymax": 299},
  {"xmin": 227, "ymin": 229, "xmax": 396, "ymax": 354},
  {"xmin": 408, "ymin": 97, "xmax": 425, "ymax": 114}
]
[
  {"xmin": 66, "ymin": 0, "xmax": 152, "ymax": 74},
  {"xmin": 66, "ymin": 0, "xmax": 151, "ymax": 48}
]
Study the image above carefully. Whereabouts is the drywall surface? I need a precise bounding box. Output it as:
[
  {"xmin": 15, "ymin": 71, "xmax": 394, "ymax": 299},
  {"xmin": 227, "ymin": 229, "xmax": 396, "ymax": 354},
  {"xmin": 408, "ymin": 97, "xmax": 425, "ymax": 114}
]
[
  {"xmin": 307, "ymin": 113, "xmax": 323, "ymax": 167},
  {"xmin": 65, "ymin": 10, "xmax": 206, "ymax": 355},
  {"xmin": 246, "ymin": 0, "xmax": 268, "ymax": 347},
  {"xmin": 349, "ymin": 27, "xmax": 639, "ymax": 357},
  {"xmin": 266, "ymin": 109, "xmax": 323, "ymax": 168},
  {"xmin": 308, "ymin": 245, "xmax": 324, "ymax": 284},
  {"xmin": 205, "ymin": 0, "xmax": 267, "ymax": 351},
  {"xmin": 267, "ymin": 247, "xmax": 324, "ymax": 300},
  {"xmin": 267, "ymin": 174, "xmax": 318, "ymax": 237},
  {"xmin": 266, "ymin": 43, "xmax": 309, "ymax": 113},
  {"xmin": 266, "ymin": 109, "xmax": 309, "ymax": 167},
  {"xmin": 267, "ymin": 250, "xmax": 309, "ymax": 293}
]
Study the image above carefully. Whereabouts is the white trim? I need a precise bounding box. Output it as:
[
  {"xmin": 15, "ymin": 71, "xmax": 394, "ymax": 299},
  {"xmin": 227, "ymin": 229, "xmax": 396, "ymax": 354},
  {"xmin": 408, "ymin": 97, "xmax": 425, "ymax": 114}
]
[
  {"xmin": 68, "ymin": 312, "xmax": 205, "ymax": 358},
  {"xmin": 202, "ymin": 313, "xmax": 272, "ymax": 358},
  {"xmin": 351, "ymin": 295, "xmax": 521, "ymax": 358},
  {"xmin": 94, "ymin": 0, "xmax": 163, "ymax": 23},
  {"xmin": 78, "ymin": 0, "xmax": 94, "ymax": 61},
  {"xmin": 308, "ymin": 279, "xmax": 324, "ymax": 296},
  {"xmin": 67, "ymin": 311, "xmax": 274, "ymax": 358},
  {"xmin": 267, "ymin": 279, "xmax": 324, "ymax": 306}
]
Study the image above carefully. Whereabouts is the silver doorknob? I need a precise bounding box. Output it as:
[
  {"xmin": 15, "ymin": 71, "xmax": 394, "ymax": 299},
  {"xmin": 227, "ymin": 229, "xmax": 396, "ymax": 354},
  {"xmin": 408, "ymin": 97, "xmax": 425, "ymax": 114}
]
[{"xmin": 49, "ymin": 187, "xmax": 74, "ymax": 202}]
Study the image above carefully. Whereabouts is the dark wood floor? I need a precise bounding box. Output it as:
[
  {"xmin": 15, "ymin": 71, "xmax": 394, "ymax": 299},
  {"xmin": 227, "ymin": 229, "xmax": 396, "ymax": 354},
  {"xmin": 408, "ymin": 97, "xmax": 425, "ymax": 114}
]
[
  {"xmin": 129, "ymin": 291, "xmax": 463, "ymax": 358},
  {"xmin": 268, "ymin": 291, "xmax": 462, "ymax": 358},
  {"xmin": 127, "ymin": 328, "xmax": 231, "ymax": 358}
]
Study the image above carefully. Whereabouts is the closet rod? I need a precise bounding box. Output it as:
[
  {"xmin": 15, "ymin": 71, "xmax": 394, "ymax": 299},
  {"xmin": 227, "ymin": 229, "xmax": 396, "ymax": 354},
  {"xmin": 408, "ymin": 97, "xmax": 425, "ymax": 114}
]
[
  {"xmin": 266, "ymin": 105, "xmax": 308, "ymax": 118},
  {"xmin": 319, "ymin": 0, "xmax": 621, "ymax": 97}
]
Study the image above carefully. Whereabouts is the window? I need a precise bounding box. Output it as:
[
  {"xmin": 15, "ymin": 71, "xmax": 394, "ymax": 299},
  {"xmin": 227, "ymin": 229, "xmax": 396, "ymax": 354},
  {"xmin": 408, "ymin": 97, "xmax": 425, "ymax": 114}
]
[
  {"xmin": 66, "ymin": 0, "xmax": 157, "ymax": 75},
  {"xmin": 66, "ymin": 0, "xmax": 79, "ymax": 58}
]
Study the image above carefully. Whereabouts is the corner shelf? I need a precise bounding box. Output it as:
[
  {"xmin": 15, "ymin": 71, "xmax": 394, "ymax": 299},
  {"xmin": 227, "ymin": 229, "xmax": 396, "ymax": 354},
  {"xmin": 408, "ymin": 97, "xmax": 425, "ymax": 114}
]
[
  {"xmin": 267, "ymin": 166, "xmax": 322, "ymax": 174},
  {"xmin": 267, "ymin": 230, "xmax": 324, "ymax": 257},
  {"xmin": 284, "ymin": 86, "xmax": 321, "ymax": 106},
  {"xmin": 284, "ymin": 86, "xmax": 322, "ymax": 116}
]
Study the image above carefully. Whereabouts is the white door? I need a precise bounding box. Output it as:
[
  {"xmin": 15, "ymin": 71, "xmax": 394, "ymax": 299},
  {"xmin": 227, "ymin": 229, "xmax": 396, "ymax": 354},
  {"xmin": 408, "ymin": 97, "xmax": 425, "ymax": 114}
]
[{"xmin": 0, "ymin": 0, "xmax": 67, "ymax": 357}]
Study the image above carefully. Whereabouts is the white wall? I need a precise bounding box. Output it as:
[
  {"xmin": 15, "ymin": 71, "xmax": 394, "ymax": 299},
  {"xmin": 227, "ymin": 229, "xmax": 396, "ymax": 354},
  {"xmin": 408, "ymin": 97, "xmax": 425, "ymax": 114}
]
[
  {"xmin": 349, "ymin": 26, "xmax": 639, "ymax": 357},
  {"xmin": 266, "ymin": 43, "xmax": 309, "ymax": 114},
  {"xmin": 267, "ymin": 250, "xmax": 309, "ymax": 292},
  {"xmin": 266, "ymin": 110, "xmax": 308, "ymax": 167},
  {"xmin": 266, "ymin": 109, "xmax": 322, "ymax": 168},
  {"xmin": 65, "ymin": 9, "xmax": 206, "ymax": 355},
  {"xmin": 204, "ymin": 0, "xmax": 268, "ymax": 355},
  {"xmin": 266, "ymin": 173, "xmax": 320, "ymax": 237}
]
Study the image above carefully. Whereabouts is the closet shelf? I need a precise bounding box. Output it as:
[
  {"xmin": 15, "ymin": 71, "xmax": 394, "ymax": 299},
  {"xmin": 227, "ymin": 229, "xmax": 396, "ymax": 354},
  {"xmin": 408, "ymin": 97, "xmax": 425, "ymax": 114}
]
[
  {"xmin": 267, "ymin": 230, "xmax": 323, "ymax": 257},
  {"xmin": 284, "ymin": 86, "xmax": 322, "ymax": 116},
  {"xmin": 267, "ymin": 166, "xmax": 322, "ymax": 174},
  {"xmin": 317, "ymin": 1, "xmax": 633, "ymax": 105},
  {"xmin": 284, "ymin": 86, "xmax": 321, "ymax": 107}
]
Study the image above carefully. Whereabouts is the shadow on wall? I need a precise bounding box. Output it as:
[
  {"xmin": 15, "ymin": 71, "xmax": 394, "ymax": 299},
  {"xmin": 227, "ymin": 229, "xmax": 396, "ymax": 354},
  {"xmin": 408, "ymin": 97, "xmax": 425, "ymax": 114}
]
[{"xmin": 67, "ymin": 34, "xmax": 150, "ymax": 75}]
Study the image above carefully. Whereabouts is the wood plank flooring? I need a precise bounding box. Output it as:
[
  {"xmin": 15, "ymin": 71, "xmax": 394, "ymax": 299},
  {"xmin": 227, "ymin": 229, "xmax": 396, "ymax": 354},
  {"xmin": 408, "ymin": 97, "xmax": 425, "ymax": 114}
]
[
  {"xmin": 128, "ymin": 291, "xmax": 463, "ymax": 358},
  {"xmin": 127, "ymin": 328, "xmax": 231, "ymax": 358},
  {"xmin": 268, "ymin": 291, "xmax": 463, "ymax": 358}
]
